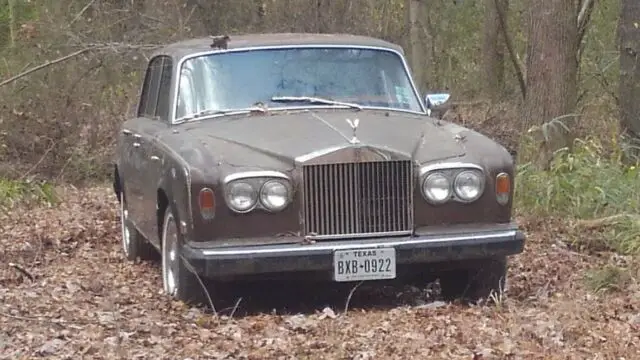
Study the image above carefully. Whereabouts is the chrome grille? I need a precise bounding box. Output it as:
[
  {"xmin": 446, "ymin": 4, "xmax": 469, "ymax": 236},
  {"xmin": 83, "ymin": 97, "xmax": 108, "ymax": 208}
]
[{"xmin": 302, "ymin": 161, "xmax": 414, "ymax": 238}]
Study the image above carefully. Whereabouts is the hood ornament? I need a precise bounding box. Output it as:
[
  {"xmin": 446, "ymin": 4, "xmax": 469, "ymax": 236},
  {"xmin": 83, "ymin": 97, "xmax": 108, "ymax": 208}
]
[{"xmin": 346, "ymin": 118, "xmax": 360, "ymax": 144}]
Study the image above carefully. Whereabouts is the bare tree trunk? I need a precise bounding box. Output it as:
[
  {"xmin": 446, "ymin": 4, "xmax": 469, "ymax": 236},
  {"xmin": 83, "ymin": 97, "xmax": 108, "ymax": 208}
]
[
  {"xmin": 482, "ymin": 0, "xmax": 508, "ymax": 101},
  {"xmin": 405, "ymin": 0, "xmax": 432, "ymax": 94},
  {"xmin": 7, "ymin": 0, "xmax": 16, "ymax": 47},
  {"xmin": 316, "ymin": 0, "xmax": 330, "ymax": 33},
  {"xmin": 618, "ymin": 0, "xmax": 640, "ymax": 162},
  {"xmin": 523, "ymin": 0, "xmax": 578, "ymax": 169},
  {"xmin": 252, "ymin": 0, "xmax": 267, "ymax": 31}
]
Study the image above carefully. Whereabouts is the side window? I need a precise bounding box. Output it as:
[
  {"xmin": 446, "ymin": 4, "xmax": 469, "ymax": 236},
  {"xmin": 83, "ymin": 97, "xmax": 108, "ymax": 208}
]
[
  {"xmin": 155, "ymin": 57, "xmax": 173, "ymax": 122},
  {"xmin": 137, "ymin": 62, "xmax": 154, "ymax": 117},
  {"xmin": 137, "ymin": 56, "xmax": 164, "ymax": 118}
]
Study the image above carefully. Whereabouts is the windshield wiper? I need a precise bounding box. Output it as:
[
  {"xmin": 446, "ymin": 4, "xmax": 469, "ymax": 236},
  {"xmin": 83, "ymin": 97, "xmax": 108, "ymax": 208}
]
[
  {"xmin": 176, "ymin": 106, "xmax": 267, "ymax": 122},
  {"xmin": 270, "ymin": 96, "xmax": 362, "ymax": 111}
]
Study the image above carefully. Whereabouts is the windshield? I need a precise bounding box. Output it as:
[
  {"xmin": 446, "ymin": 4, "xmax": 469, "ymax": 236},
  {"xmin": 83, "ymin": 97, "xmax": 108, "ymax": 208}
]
[{"xmin": 175, "ymin": 47, "xmax": 424, "ymax": 120}]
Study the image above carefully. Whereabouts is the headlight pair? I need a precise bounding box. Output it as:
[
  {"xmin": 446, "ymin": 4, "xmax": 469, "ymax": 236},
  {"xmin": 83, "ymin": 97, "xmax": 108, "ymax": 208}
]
[
  {"xmin": 225, "ymin": 177, "xmax": 291, "ymax": 213},
  {"xmin": 421, "ymin": 168, "xmax": 485, "ymax": 204}
]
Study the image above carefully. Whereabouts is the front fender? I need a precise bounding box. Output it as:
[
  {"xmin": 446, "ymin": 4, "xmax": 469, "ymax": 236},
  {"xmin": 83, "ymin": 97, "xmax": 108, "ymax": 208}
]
[{"xmin": 157, "ymin": 159, "xmax": 193, "ymax": 237}]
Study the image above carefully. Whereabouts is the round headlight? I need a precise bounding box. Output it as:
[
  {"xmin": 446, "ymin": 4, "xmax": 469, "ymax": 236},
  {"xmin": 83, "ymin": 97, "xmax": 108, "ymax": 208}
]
[
  {"xmin": 226, "ymin": 181, "xmax": 258, "ymax": 212},
  {"xmin": 454, "ymin": 170, "xmax": 484, "ymax": 202},
  {"xmin": 260, "ymin": 180, "xmax": 290, "ymax": 211},
  {"xmin": 422, "ymin": 172, "xmax": 451, "ymax": 204}
]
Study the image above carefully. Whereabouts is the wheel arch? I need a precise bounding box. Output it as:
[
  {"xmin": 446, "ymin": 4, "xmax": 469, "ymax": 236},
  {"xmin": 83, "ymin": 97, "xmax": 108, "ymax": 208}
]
[
  {"xmin": 156, "ymin": 165, "xmax": 192, "ymax": 247},
  {"xmin": 157, "ymin": 187, "xmax": 170, "ymax": 242},
  {"xmin": 113, "ymin": 163, "xmax": 122, "ymax": 202}
]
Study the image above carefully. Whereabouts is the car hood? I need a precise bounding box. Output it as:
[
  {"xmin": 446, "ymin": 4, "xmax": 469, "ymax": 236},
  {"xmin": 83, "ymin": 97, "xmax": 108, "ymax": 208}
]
[{"xmin": 176, "ymin": 109, "xmax": 468, "ymax": 171}]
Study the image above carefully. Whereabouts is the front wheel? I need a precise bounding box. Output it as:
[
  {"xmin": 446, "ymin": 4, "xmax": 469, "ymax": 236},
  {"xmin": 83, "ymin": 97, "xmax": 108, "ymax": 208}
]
[
  {"xmin": 438, "ymin": 257, "xmax": 508, "ymax": 303},
  {"xmin": 161, "ymin": 206, "xmax": 210, "ymax": 306}
]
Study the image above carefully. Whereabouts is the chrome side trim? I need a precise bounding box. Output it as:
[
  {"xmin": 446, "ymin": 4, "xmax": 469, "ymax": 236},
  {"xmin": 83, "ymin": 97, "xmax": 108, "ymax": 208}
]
[
  {"xmin": 223, "ymin": 170, "xmax": 290, "ymax": 184},
  {"xmin": 200, "ymin": 230, "xmax": 518, "ymax": 256},
  {"xmin": 170, "ymin": 44, "xmax": 427, "ymax": 124}
]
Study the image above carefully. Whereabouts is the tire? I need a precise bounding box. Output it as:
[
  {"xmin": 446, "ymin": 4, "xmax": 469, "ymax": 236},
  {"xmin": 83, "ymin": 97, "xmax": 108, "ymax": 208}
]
[
  {"xmin": 120, "ymin": 194, "xmax": 158, "ymax": 262},
  {"xmin": 439, "ymin": 257, "xmax": 507, "ymax": 303},
  {"xmin": 161, "ymin": 205, "xmax": 211, "ymax": 307}
]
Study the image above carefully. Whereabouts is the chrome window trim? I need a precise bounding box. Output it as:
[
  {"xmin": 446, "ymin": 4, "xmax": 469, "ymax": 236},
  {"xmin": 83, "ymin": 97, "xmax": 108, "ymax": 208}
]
[{"xmin": 170, "ymin": 44, "xmax": 427, "ymax": 124}]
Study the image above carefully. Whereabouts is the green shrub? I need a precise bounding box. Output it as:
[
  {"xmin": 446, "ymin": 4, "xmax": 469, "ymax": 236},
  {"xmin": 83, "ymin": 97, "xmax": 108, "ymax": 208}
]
[
  {"xmin": 584, "ymin": 265, "xmax": 632, "ymax": 293},
  {"xmin": 515, "ymin": 136, "xmax": 640, "ymax": 254},
  {"xmin": 0, "ymin": 178, "xmax": 58, "ymax": 208}
]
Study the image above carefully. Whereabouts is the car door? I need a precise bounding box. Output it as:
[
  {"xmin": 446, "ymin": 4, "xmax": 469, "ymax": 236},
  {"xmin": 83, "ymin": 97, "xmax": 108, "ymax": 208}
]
[
  {"xmin": 126, "ymin": 56, "xmax": 164, "ymax": 235},
  {"xmin": 138, "ymin": 56, "xmax": 174, "ymax": 246}
]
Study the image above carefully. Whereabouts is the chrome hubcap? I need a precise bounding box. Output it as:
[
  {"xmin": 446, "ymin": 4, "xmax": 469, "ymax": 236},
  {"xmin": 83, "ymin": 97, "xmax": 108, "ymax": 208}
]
[
  {"xmin": 120, "ymin": 199, "xmax": 130, "ymax": 255},
  {"xmin": 162, "ymin": 212, "xmax": 179, "ymax": 297}
]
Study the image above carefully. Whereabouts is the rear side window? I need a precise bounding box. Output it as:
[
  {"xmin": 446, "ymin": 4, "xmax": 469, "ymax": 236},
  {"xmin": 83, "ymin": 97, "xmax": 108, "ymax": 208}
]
[
  {"xmin": 138, "ymin": 56, "xmax": 165, "ymax": 118},
  {"xmin": 155, "ymin": 58, "xmax": 173, "ymax": 121}
]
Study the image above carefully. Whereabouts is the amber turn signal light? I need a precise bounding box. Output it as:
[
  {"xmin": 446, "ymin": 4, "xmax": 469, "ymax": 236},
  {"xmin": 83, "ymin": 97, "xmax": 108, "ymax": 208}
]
[
  {"xmin": 495, "ymin": 172, "xmax": 510, "ymax": 205},
  {"xmin": 198, "ymin": 188, "xmax": 216, "ymax": 220}
]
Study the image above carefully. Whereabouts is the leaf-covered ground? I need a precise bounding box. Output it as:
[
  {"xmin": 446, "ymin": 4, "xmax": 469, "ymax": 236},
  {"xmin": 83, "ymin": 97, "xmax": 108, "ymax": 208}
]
[{"xmin": 1, "ymin": 186, "xmax": 639, "ymax": 359}]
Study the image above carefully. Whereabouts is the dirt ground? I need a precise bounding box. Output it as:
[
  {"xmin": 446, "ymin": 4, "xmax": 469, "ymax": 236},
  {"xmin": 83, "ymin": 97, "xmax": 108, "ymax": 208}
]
[{"xmin": 1, "ymin": 186, "xmax": 639, "ymax": 360}]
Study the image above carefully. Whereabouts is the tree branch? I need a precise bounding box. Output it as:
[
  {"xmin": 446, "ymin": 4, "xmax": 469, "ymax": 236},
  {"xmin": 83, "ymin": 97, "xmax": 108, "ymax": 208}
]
[
  {"xmin": 9, "ymin": 262, "xmax": 34, "ymax": 282},
  {"xmin": 69, "ymin": 0, "xmax": 98, "ymax": 26},
  {"xmin": 578, "ymin": 0, "xmax": 596, "ymax": 38},
  {"xmin": 0, "ymin": 48, "xmax": 94, "ymax": 88},
  {"xmin": 576, "ymin": 214, "xmax": 640, "ymax": 229},
  {"xmin": 495, "ymin": 0, "xmax": 526, "ymax": 100},
  {"xmin": 19, "ymin": 138, "xmax": 54, "ymax": 181},
  {"xmin": 577, "ymin": 0, "xmax": 596, "ymax": 63},
  {"xmin": 0, "ymin": 43, "xmax": 162, "ymax": 88}
]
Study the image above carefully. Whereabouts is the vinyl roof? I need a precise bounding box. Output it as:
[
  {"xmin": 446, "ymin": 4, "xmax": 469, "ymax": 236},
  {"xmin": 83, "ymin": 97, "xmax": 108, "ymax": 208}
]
[{"xmin": 153, "ymin": 33, "xmax": 405, "ymax": 59}]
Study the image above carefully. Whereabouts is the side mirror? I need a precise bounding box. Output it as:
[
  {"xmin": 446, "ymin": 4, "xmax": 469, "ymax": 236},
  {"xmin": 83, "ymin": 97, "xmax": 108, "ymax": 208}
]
[{"xmin": 425, "ymin": 93, "xmax": 451, "ymax": 117}]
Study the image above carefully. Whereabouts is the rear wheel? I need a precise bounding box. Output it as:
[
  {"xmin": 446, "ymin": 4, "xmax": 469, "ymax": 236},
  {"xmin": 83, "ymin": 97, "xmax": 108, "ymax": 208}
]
[
  {"xmin": 161, "ymin": 205, "xmax": 211, "ymax": 307},
  {"xmin": 120, "ymin": 194, "xmax": 157, "ymax": 261},
  {"xmin": 439, "ymin": 257, "xmax": 507, "ymax": 303}
]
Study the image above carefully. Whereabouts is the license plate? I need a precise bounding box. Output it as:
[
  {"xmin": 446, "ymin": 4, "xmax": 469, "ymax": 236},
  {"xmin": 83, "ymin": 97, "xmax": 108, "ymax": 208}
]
[{"xmin": 333, "ymin": 247, "xmax": 396, "ymax": 282}]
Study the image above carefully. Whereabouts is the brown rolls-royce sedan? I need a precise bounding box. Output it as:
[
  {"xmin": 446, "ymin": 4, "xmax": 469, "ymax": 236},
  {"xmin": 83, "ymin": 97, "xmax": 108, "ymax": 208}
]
[{"xmin": 112, "ymin": 33, "xmax": 525, "ymax": 306}]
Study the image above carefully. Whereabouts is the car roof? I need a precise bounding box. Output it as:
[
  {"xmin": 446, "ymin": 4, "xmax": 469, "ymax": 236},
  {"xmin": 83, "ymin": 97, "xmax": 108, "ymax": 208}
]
[{"xmin": 151, "ymin": 33, "xmax": 405, "ymax": 60}]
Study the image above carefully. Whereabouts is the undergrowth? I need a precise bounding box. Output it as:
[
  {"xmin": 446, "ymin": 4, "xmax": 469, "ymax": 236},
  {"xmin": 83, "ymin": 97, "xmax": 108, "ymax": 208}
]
[
  {"xmin": 0, "ymin": 178, "xmax": 58, "ymax": 208},
  {"xmin": 515, "ymin": 136, "xmax": 640, "ymax": 255},
  {"xmin": 584, "ymin": 265, "xmax": 634, "ymax": 294}
]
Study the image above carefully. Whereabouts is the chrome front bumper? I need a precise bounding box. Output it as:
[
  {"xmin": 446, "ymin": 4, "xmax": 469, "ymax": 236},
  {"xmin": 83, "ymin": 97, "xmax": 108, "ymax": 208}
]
[{"xmin": 182, "ymin": 222, "xmax": 526, "ymax": 279}]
